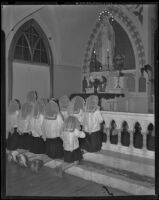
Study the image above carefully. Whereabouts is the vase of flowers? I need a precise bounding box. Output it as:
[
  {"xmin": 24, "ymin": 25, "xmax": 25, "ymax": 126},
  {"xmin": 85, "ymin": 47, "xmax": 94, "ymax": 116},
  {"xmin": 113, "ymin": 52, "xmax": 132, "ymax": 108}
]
[{"xmin": 89, "ymin": 75, "xmax": 107, "ymax": 94}]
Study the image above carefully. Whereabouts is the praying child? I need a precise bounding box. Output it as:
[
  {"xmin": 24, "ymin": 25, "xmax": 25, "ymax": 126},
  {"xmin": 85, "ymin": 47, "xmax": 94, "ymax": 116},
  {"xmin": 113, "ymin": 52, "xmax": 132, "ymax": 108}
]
[
  {"xmin": 59, "ymin": 95, "xmax": 70, "ymax": 121},
  {"xmin": 6, "ymin": 99, "xmax": 21, "ymax": 151},
  {"xmin": 18, "ymin": 102, "xmax": 33, "ymax": 150},
  {"xmin": 29, "ymin": 99, "xmax": 46, "ymax": 154},
  {"xmin": 61, "ymin": 116, "xmax": 85, "ymax": 163},
  {"xmin": 42, "ymin": 101, "xmax": 64, "ymax": 159},
  {"xmin": 82, "ymin": 95, "xmax": 104, "ymax": 152},
  {"xmin": 58, "ymin": 116, "xmax": 85, "ymax": 177},
  {"xmin": 71, "ymin": 96, "xmax": 85, "ymax": 128}
]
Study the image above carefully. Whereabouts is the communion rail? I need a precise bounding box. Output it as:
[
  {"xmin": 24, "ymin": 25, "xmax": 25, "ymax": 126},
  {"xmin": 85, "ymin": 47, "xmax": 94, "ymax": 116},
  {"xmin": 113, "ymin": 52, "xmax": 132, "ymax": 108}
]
[{"xmin": 101, "ymin": 111, "xmax": 155, "ymax": 159}]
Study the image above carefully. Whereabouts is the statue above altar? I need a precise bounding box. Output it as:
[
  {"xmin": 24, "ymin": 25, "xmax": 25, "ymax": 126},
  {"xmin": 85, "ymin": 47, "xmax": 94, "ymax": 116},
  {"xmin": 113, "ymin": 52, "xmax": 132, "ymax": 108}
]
[{"xmin": 91, "ymin": 17, "xmax": 115, "ymax": 72}]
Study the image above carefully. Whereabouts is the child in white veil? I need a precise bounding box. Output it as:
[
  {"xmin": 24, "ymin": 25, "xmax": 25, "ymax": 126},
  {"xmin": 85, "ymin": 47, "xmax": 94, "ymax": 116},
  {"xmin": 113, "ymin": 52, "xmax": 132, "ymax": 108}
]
[
  {"xmin": 6, "ymin": 99, "xmax": 21, "ymax": 151},
  {"xmin": 70, "ymin": 96, "xmax": 85, "ymax": 128},
  {"xmin": 82, "ymin": 95, "xmax": 104, "ymax": 152},
  {"xmin": 29, "ymin": 99, "xmax": 46, "ymax": 154},
  {"xmin": 59, "ymin": 95, "xmax": 70, "ymax": 121},
  {"xmin": 58, "ymin": 115, "xmax": 85, "ymax": 177},
  {"xmin": 26, "ymin": 90, "xmax": 38, "ymax": 104},
  {"xmin": 42, "ymin": 101, "xmax": 64, "ymax": 159},
  {"xmin": 18, "ymin": 102, "xmax": 34, "ymax": 150}
]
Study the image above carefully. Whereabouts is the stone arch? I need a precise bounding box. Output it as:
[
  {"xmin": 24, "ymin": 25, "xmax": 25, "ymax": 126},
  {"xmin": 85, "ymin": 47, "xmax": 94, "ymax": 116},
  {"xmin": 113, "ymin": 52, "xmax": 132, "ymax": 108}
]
[{"xmin": 82, "ymin": 5, "xmax": 146, "ymax": 74}]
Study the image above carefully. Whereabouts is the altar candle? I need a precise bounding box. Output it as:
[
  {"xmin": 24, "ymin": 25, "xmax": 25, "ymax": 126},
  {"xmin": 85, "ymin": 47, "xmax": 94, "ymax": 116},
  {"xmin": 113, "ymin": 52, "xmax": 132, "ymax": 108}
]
[
  {"xmin": 107, "ymin": 49, "xmax": 110, "ymax": 69},
  {"xmin": 107, "ymin": 49, "xmax": 109, "ymax": 58}
]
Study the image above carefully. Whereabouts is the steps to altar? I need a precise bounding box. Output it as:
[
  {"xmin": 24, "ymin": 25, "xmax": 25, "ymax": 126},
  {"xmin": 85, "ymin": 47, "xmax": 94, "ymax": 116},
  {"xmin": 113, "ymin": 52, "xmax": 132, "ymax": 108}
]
[
  {"xmin": 83, "ymin": 149, "xmax": 154, "ymax": 178},
  {"xmin": 9, "ymin": 146, "xmax": 155, "ymax": 196},
  {"xmin": 43, "ymin": 149, "xmax": 155, "ymax": 195}
]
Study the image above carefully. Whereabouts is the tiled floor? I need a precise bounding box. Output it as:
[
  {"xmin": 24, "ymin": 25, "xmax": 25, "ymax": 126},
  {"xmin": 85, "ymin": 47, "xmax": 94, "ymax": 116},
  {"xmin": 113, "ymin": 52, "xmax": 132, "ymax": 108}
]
[{"xmin": 5, "ymin": 160, "xmax": 130, "ymax": 197}]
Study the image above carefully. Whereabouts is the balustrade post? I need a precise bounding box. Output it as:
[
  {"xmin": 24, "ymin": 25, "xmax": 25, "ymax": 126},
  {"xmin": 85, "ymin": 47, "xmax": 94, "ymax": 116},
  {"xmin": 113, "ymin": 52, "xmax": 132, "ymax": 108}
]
[
  {"xmin": 106, "ymin": 128, "xmax": 111, "ymax": 144},
  {"xmin": 118, "ymin": 129, "xmax": 122, "ymax": 146},
  {"xmin": 129, "ymin": 130, "xmax": 134, "ymax": 148},
  {"xmin": 142, "ymin": 132, "xmax": 147, "ymax": 151}
]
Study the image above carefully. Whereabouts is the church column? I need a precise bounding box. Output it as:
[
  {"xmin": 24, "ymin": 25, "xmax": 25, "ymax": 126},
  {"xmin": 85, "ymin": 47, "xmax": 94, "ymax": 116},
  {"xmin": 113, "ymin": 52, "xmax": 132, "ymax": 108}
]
[
  {"xmin": 107, "ymin": 128, "xmax": 111, "ymax": 145},
  {"xmin": 129, "ymin": 131, "xmax": 134, "ymax": 148},
  {"xmin": 118, "ymin": 129, "xmax": 122, "ymax": 146}
]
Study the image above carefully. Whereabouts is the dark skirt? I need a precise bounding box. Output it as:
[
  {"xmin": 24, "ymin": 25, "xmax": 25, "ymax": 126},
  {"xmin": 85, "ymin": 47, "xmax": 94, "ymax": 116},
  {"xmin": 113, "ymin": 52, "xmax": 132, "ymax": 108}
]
[
  {"xmin": 121, "ymin": 131, "xmax": 130, "ymax": 147},
  {"xmin": 133, "ymin": 132, "xmax": 143, "ymax": 149},
  {"xmin": 6, "ymin": 128, "xmax": 20, "ymax": 151},
  {"xmin": 64, "ymin": 147, "xmax": 82, "ymax": 163},
  {"xmin": 29, "ymin": 136, "xmax": 46, "ymax": 154},
  {"xmin": 147, "ymin": 135, "xmax": 155, "ymax": 151},
  {"xmin": 81, "ymin": 130, "xmax": 102, "ymax": 152},
  {"xmin": 45, "ymin": 137, "xmax": 63, "ymax": 159},
  {"xmin": 19, "ymin": 132, "xmax": 33, "ymax": 150}
]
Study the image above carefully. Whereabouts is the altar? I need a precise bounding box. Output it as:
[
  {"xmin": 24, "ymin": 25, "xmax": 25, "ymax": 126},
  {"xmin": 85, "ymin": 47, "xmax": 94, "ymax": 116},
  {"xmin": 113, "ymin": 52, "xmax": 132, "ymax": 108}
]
[
  {"xmin": 70, "ymin": 93, "xmax": 124, "ymax": 105},
  {"xmin": 80, "ymin": 17, "xmax": 129, "ymax": 110},
  {"xmin": 80, "ymin": 71, "xmax": 126, "ymax": 108},
  {"xmin": 82, "ymin": 71, "xmax": 127, "ymax": 94}
]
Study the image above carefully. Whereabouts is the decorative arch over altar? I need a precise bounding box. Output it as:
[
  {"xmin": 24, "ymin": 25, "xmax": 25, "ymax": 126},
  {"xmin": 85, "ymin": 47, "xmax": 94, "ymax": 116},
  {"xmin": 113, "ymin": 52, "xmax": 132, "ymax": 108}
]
[{"xmin": 82, "ymin": 5, "xmax": 146, "ymax": 74}]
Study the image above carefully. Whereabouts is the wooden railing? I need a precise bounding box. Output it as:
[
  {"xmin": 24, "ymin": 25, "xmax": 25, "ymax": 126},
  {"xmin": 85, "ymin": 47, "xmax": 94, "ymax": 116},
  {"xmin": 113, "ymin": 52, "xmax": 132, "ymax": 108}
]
[{"xmin": 101, "ymin": 111, "xmax": 155, "ymax": 159}]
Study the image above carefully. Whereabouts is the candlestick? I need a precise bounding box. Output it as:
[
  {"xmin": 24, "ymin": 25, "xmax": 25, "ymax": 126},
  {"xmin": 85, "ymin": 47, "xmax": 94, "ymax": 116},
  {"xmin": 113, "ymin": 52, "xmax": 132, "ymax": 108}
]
[{"xmin": 107, "ymin": 49, "xmax": 110, "ymax": 70}]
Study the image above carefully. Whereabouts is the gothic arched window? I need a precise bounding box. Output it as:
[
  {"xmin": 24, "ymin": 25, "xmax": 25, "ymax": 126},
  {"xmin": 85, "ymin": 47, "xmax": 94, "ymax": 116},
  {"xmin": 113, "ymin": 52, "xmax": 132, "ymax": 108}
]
[
  {"xmin": 8, "ymin": 19, "xmax": 53, "ymax": 103},
  {"xmin": 14, "ymin": 21, "xmax": 49, "ymax": 64}
]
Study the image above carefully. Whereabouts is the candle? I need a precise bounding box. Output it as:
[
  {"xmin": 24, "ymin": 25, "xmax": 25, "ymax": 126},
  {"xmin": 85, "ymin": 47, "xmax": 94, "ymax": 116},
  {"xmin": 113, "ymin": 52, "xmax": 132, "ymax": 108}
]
[
  {"xmin": 107, "ymin": 49, "xmax": 109, "ymax": 57},
  {"xmin": 107, "ymin": 49, "xmax": 110, "ymax": 70}
]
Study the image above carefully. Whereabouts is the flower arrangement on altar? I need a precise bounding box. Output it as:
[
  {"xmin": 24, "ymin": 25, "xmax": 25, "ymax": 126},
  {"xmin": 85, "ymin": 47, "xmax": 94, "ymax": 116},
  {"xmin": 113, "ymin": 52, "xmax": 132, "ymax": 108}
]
[{"xmin": 87, "ymin": 74, "xmax": 107, "ymax": 93}]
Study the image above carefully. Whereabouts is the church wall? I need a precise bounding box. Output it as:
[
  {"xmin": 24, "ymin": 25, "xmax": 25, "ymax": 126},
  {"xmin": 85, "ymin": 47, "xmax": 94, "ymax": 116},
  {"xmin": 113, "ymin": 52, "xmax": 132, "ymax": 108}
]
[
  {"xmin": 128, "ymin": 94, "xmax": 148, "ymax": 113},
  {"xmin": 2, "ymin": 6, "xmax": 84, "ymax": 103},
  {"xmin": 12, "ymin": 62, "xmax": 50, "ymax": 103},
  {"xmin": 54, "ymin": 65, "xmax": 81, "ymax": 99},
  {"xmin": 2, "ymin": 4, "xmax": 157, "ymax": 112}
]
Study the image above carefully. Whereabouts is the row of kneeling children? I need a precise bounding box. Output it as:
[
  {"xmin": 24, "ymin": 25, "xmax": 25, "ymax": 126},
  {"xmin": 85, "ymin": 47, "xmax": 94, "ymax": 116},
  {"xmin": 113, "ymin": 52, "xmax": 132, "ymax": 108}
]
[{"xmin": 6, "ymin": 91, "xmax": 105, "ymax": 167}]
